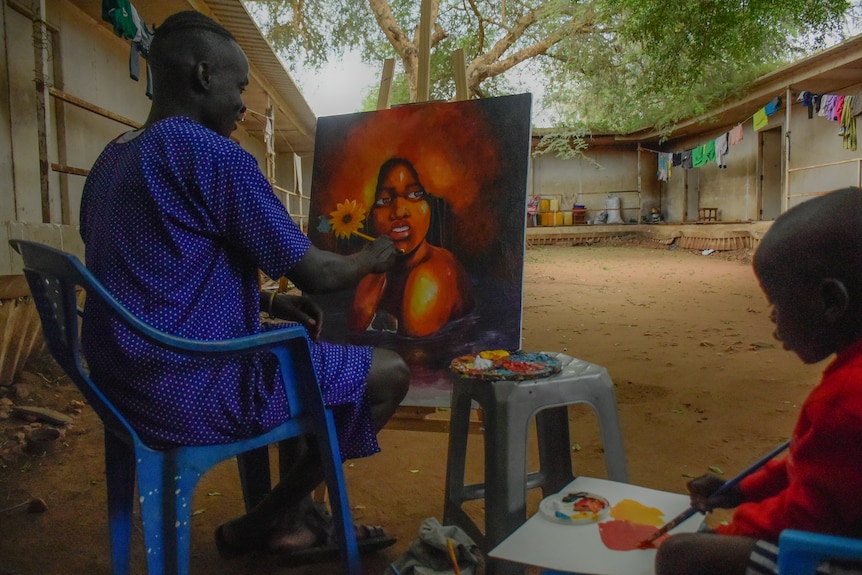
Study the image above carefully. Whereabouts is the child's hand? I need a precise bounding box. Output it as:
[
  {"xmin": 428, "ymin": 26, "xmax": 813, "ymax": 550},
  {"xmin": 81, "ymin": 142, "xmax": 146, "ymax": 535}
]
[{"xmin": 687, "ymin": 473, "xmax": 745, "ymax": 511}]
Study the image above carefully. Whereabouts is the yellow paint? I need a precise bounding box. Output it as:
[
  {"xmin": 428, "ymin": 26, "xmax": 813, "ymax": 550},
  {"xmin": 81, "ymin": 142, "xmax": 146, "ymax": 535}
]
[{"xmin": 610, "ymin": 499, "xmax": 665, "ymax": 527}]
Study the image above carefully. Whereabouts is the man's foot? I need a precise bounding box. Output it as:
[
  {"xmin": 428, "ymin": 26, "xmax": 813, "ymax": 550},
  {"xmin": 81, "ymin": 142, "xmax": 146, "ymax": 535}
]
[{"xmin": 270, "ymin": 502, "xmax": 397, "ymax": 566}]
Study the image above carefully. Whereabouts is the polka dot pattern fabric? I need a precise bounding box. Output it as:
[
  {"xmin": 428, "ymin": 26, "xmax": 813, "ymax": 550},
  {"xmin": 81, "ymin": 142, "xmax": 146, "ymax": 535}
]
[{"xmin": 79, "ymin": 117, "xmax": 378, "ymax": 459}]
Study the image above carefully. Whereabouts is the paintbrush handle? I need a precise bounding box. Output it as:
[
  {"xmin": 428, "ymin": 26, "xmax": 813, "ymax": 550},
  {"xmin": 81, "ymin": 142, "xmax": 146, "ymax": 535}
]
[{"xmin": 644, "ymin": 440, "xmax": 791, "ymax": 543}]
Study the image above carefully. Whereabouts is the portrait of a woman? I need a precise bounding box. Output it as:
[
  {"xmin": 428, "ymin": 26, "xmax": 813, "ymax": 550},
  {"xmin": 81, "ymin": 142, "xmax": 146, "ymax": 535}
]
[{"xmin": 349, "ymin": 158, "xmax": 474, "ymax": 337}]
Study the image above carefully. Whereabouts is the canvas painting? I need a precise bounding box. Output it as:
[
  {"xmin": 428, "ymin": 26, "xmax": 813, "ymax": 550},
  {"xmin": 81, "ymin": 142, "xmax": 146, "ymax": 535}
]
[{"xmin": 307, "ymin": 93, "xmax": 532, "ymax": 406}]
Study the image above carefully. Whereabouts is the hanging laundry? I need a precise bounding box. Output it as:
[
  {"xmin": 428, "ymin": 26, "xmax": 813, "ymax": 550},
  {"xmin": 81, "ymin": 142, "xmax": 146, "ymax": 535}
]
[
  {"xmin": 821, "ymin": 95, "xmax": 837, "ymax": 119},
  {"xmin": 715, "ymin": 133, "xmax": 729, "ymax": 168},
  {"xmin": 691, "ymin": 145, "xmax": 706, "ymax": 168},
  {"xmin": 657, "ymin": 152, "xmax": 673, "ymax": 182},
  {"xmin": 841, "ymin": 95, "xmax": 857, "ymax": 151},
  {"xmin": 813, "ymin": 94, "xmax": 823, "ymax": 115},
  {"xmin": 798, "ymin": 91, "xmax": 817, "ymax": 119},
  {"xmin": 102, "ymin": 0, "xmax": 153, "ymax": 99},
  {"xmin": 753, "ymin": 108, "xmax": 769, "ymax": 131},
  {"xmin": 681, "ymin": 150, "xmax": 693, "ymax": 169},
  {"xmin": 851, "ymin": 89, "xmax": 862, "ymax": 117},
  {"xmin": 704, "ymin": 139, "xmax": 716, "ymax": 164},
  {"xmin": 671, "ymin": 152, "xmax": 682, "ymax": 167},
  {"xmin": 729, "ymin": 124, "xmax": 744, "ymax": 145},
  {"xmin": 834, "ymin": 95, "xmax": 846, "ymax": 122},
  {"xmin": 127, "ymin": 4, "xmax": 153, "ymax": 98},
  {"xmin": 764, "ymin": 96, "xmax": 782, "ymax": 116},
  {"xmin": 102, "ymin": 0, "xmax": 136, "ymax": 39}
]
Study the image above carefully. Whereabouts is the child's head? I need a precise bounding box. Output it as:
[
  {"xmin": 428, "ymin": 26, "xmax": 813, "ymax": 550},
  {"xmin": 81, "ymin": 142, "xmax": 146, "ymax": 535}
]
[{"xmin": 753, "ymin": 187, "xmax": 862, "ymax": 364}]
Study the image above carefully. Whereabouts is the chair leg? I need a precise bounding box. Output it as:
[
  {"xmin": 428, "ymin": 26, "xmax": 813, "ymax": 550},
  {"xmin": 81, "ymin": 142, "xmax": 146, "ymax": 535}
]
[
  {"xmin": 104, "ymin": 432, "xmax": 135, "ymax": 575},
  {"xmin": 135, "ymin": 451, "xmax": 170, "ymax": 575},
  {"xmin": 313, "ymin": 413, "xmax": 361, "ymax": 575}
]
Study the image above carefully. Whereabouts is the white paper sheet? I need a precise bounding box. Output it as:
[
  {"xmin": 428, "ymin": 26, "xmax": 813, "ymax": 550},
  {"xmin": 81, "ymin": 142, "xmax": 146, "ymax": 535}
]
[{"xmin": 489, "ymin": 477, "xmax": 705, "ymax": 575}]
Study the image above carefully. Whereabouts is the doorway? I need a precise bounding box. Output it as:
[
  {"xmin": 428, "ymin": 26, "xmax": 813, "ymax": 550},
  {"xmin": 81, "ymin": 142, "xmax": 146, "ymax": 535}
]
[
  {"xmin": 685, "ymin": 169, "xmax": 700, "ymax": 222},
  {"xmin": 759, "ymin": 128, "xmax": 783, "ymax": 220}
]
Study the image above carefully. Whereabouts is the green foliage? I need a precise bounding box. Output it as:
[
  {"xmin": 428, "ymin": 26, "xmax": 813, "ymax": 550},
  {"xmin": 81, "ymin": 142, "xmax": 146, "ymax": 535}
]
[
  {"xmin": 246, "ymin": 0, "xmax": 861, "ymax": 150},
  {"xmin": 532, "ymin": 130, "xmax": 591, "ymax": 161}
]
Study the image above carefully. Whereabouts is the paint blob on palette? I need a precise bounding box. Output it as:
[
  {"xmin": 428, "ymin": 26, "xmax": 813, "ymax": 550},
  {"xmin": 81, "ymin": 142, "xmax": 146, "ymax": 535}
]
[{"xmin": 598, "ymin": 499, "xmax": 670, "ymax": 551}]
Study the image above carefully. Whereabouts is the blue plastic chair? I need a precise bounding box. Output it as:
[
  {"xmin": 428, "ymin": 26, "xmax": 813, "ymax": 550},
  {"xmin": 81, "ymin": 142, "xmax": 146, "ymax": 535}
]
[
  {"xmin": 9, "ymin": 240, "xmax": 360, "ymax": 575},
  {"xmin": 778, "ymin": 530, "xmax": 862, "ymax": 575}
]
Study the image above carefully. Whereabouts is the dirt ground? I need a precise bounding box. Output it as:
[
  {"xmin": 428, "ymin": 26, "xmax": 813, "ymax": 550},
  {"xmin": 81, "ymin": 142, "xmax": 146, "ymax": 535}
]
[{"xmin": 0, "ymin": 241, "xmax": 825, "ymax": 575}]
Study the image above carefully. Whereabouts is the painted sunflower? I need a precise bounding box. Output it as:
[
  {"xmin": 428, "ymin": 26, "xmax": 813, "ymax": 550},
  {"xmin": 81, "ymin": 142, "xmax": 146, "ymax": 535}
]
[{"xmin": 329, "ymin": 199, "xmax": 367, "ymax": 240}]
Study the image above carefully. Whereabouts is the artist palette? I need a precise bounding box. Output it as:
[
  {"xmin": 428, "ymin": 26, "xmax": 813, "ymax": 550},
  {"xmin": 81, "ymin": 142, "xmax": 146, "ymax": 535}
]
[
  {"xmin": 539, "ymin": 491, "xmax": 610, "ymax": 525},
  {"xmin": 449, "ymin": 351, "xmax": 562, "ymax": 381}
]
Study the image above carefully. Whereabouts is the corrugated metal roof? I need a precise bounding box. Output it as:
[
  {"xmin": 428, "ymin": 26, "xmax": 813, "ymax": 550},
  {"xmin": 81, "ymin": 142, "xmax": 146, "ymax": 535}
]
[{"xmin": 204, "ymin": 0, "xmax": 318, "ymax": 154}]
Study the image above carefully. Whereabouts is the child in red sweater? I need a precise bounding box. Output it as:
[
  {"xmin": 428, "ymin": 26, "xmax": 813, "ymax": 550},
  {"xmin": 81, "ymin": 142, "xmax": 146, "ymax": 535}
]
[{"xmin": 655, "ymin": 187, "xmax": 862, "ymax": 575}]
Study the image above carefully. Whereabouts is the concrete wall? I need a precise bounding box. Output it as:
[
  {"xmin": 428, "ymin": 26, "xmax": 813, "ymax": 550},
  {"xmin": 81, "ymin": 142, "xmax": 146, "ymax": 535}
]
[
  {"xmin": 0, "ymin": 0, "xmax": 303, "ymax": 283},
  {"xmin": 531, "ymin": 145, "xmax": 642, "ymax": 223}
]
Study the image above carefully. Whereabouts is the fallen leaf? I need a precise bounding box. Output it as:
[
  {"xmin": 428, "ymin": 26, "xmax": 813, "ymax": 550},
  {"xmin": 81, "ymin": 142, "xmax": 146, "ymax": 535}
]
[
  {"xmin": 409, "ymin": 469, "xmax": 419, "ymax": 473},
  {"xmin": 207, "ymin": 491, "xmax": 222, "ymax": 497},
  {"xmin": 571, "ymin": 443, "xmax": 582, "ymax": 452},
  {"xmin": 709, "ymin": 466, "xmax": 723, "ymax": 475},
  {"xmin": 192, "ymin": 509, "xmax": 206, "ymax": 516}
]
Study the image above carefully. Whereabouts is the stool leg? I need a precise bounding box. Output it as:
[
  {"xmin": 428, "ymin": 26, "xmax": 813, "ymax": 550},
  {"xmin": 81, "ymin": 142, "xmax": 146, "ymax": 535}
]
[
  {"xmin": 484, "ymin": 396, "xmax": 530, "ymax": 575},
  {"xmin": 592, "ymin": 371, "xmax": 629, "ymax": 482},
  {"xmin": 444, "ymin": 384, "xmax": 477, "ymax": 531},
  {"xmin": 536, "ymin": 406, "xmax": 575, "ymax": 496},
  {"xmin": 483, "ymin": 396, "xmax": 530, "ymax": 551}
]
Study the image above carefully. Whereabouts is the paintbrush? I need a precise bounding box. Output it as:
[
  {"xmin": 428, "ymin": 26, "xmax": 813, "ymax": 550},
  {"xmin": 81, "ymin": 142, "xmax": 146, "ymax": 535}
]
[
  {"xmin": 446, "ymin": 538, "xmax": 462, "ymax": 575},
  {"xmin": 638, "ymin": 440, "xmax": 791, "ymax": 547}
]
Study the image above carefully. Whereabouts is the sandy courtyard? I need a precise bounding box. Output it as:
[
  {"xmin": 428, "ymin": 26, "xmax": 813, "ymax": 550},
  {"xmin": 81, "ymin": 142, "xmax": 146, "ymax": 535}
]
[{"xmin": 0, "ymin": 242, "xmax": 824, "ymax": 574}]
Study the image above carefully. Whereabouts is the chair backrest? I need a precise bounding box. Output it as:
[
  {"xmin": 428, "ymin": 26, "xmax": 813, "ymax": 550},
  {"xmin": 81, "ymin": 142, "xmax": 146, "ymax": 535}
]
[{"xmin": 10, "ymin": 239, "xmax": 142, "ymax": 444}]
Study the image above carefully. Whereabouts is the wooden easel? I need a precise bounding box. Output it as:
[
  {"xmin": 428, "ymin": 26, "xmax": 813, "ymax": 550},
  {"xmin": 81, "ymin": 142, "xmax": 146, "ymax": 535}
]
[{"xmin": 379, "ymin": 0, "xmax": 478, "ymax": 434}]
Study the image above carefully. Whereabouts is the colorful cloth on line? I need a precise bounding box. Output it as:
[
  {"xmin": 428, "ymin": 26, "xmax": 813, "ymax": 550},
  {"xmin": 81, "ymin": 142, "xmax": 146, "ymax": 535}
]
[{"xmin": 79, "ymin": 117, "xmax": 378, "ymax": 459}]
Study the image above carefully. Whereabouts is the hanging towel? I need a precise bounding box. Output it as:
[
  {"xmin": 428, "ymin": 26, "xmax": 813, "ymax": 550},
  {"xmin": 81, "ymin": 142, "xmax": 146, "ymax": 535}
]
[
  {"xmin": 715, "ymin": 133, "xmax": 729, "ymax": 168},
  {"xmin": 729, "ymin": 124, "xmax": 744, "ymax": 145},
  {"xmin": 764, "ymin": 96, "xmax": 781, "ymax": 116},
  {"xmin": 691, "ymin": 145, "xmax": 706, "ymax": 168},
  {"xmin": 753, "ymin": 108, "xmax": 769, "ymax": 131},
  {"xmin": 671, "ymin": 152, "xmax": 683, "ymax": 167},
  {"xmin": 842, "ymin": 95, "xmax": 857, "ymax": 151}
]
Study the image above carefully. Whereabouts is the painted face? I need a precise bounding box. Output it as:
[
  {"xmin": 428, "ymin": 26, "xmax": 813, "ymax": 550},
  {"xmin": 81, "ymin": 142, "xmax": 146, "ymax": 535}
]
[
  {"xmin": 371, "ymin": 162, "xmax": 431, "ymax": 254},
  {"xmin": 201, "ymin": 40, "xmax": 249, "ymax": 138}
]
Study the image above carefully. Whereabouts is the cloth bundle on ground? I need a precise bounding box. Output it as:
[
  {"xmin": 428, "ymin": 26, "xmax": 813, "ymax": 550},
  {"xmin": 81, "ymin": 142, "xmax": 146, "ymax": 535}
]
[{"xmin": 384, "ymin": 517, "xmax": 483, "ymax": 575}]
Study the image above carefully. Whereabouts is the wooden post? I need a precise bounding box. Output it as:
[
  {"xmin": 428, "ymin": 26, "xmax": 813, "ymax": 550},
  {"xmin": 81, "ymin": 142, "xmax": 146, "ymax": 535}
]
[
  {"xmin": 376, "ymin": 58, "xmax": 395, "ymax": 110},
  {"xmin": 452, "ymin": 48, "xmax": 468, "ymax": 101},
  {"xmin": 32, "ymin": 0, "xmax": 52, "ymax": 223},
  {"xmin": 416, "ymin": 0, "xmax": 432, "ymax": 102}
]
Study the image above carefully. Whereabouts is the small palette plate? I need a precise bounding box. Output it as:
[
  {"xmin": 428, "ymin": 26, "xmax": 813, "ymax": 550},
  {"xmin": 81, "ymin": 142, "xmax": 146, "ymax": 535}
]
[
  {"xmin": 539, "ymin": 491, "xmax": 610, "ymax": 525},
  {"xmin": 449, "ymin": 351, "xmax": 562, "ymax": 381}
]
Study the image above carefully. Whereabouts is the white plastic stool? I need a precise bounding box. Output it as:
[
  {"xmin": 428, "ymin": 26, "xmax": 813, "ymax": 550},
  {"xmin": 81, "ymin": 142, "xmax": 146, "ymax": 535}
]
[{"xmin": 443, "ymin": 353, "xmax": 628, "ymax": 573}]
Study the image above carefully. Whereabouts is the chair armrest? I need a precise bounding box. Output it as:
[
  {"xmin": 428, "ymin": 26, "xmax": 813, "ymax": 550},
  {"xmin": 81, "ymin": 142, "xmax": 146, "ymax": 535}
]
[
  {"xmin": 131, "ymin": 321, "xmax": 311, "ymax": 357},
  {"xmin": 778, "ymin": 529, "xmax": 862, "ymax": 575}
]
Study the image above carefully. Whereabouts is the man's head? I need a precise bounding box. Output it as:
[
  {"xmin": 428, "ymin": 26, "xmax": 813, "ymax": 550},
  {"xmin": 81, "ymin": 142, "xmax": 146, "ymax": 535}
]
[
  {"xmin": 753, "ymin": 187, "xmax": 862, "ymax": 363},
  {"xmin": 148, "ymin": 11, "xmax": 248, "ymax": 137}
]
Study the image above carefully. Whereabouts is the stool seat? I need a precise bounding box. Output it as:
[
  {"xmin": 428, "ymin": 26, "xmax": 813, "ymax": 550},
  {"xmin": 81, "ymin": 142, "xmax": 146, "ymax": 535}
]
[{"xmin": 443, "ymin": 352, "xmax": 628, "ymax": 573}]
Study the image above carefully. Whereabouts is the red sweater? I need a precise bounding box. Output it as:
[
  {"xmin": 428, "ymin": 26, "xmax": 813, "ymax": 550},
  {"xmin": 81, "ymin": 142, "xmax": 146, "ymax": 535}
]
[{"xmin": 715, "ymin": 338, "xmax": 862, "ymax": 542}]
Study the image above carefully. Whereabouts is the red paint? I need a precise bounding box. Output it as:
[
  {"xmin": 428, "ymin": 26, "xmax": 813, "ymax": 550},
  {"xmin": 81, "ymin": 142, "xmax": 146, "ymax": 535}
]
[{"xmin": 598, "ymin": 520, "xmax": 669, "ymax": 551}]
